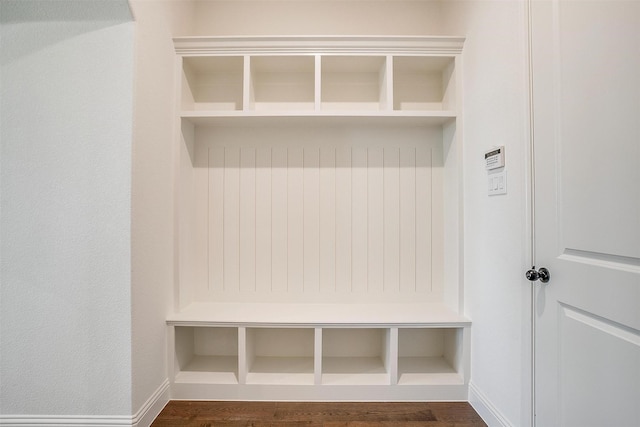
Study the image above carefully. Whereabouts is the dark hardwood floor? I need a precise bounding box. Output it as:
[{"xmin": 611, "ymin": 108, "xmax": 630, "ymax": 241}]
[{"xmin": 152, "ymin": 401, "xmax": 488, "ymax": 426}]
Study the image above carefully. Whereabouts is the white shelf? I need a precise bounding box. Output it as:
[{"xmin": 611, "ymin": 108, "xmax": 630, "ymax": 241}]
[
  {"xmin": 246, "ymin": 357, "xmax": 315, "ymax": 385},
  {"xmin": 177, "ymin": 37, "xmax": 463, "ymax": 116},
  {"xmin": 322, "ymin": 357, "xmax": 390, "ymax": 385},
  {"xmin": 175, "ymin": 355, "xmax": 238, "ymax": 384},
  {"xmin": 168, "ymin": 302, "xmax": 470, "ymax": 327},
  {"xmin": 398, "ymin": 356, "xmax": 462, "ymax": 385},
  {"xmin": 179, "ymin": 110, "xmax": 457, "ymax": 129}
]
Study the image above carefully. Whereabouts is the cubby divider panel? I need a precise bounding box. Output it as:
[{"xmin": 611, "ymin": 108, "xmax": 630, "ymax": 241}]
[
  {"xmin": 174, "ymin": 326, "xmax": 239, "ymax": 384},
  {"xmin": 245, "ymin": 327, "xmax": 315, "ymax": 385}
]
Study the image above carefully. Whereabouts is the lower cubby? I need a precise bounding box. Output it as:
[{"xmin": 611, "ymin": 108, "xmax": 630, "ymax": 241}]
[
  {"xmin": 321, "ymin": 328, "xmax": 391, "ymax": 385},
  {"xmin": 168, "ymin": 304, "xmax": 470, "ymax": 400},
  {"xmin": 174, "ymin": 326, "xmax": 239, "ymax": 384},
  {"xmin": 397, "ymin": 328, "xmax": 464, "ymax": 385},
  {"xmin": 244, "ymin": 327, "xmax": 315, "ymax": 385}
]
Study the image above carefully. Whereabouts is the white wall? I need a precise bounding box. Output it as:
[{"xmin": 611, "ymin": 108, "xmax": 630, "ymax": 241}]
[
  {"xmin": 192, "ymin": 0, "xmax": 445, "ymax": 35},
  {"xmin": 0, "ymin": 0, "xmax": 134, "ymax": 418},
  {"xmin": 442, "ymin": 1, "xmax": 532, "ymax": 426},
  {"xmin": 128, "ymin": 0, "xmax": 195, "ymax": 417}
]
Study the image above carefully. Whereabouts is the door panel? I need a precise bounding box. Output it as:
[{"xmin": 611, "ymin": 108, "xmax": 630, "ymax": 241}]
[
  {"xmin": 559, "ymin": 303, "xmax": 639, "ymax": 427},
  {"xmin": 531, "ymin": 0, "xmax": 640, "ymax": 426},
  {"xmin": 557, "ymin": 0, "xmax": 640, "ymax": 259}
]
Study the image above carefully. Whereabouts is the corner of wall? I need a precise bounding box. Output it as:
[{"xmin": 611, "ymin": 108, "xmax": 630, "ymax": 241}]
[
  {"xmin": 469, "ymin": 382, "xmax": 514, "ymax": 427},
  {"xmin": 132, "ymin": 380, "xmax": 170, "ymax": 427}
]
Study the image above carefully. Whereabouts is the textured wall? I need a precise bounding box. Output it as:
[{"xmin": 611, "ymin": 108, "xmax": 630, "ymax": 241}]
[{"xmin": 0, "ymin": 0, "xmax": 134, "ymax": 417}]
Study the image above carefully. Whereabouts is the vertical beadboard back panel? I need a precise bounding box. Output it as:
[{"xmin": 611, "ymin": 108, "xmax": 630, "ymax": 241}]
[{"xmin": 191, "ymin": 123, "xmax": 443, "ymax": 303}]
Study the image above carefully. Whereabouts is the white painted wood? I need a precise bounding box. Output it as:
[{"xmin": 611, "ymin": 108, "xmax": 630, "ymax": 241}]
[
  {"xmin": 182, "ymin": 56, "xmax": 244, "ymax": 111},
  {"xmin": 319, "ymin": 147, "xmax": 336, "ymax": 293},
  {"xmin": 194, "ymin": 326, "xmax": 238, "ymax": 356},
  {"xmin": 531, "ymin": 1, "xmax": 640, "ymax": 425},
  {"xmin": 208, "ymin": 147, "xmax": 225, "ymax": 293},
  {"xmin": 314, "ymin": 55, "xmax": 322, "ymax": 111},
  {"xmin": 169, "ymin": 382, "xmax": 469, "ymax": 401},
  {"xmin": 322, "ymin": 328, "xmax": 390, "ymax": 385},
  {"xmin": 314, "ymin": 328, "xmax": 323, "ymax": 385},
  {"xmin": 168, "ymin": 302, "xmax": 470, "ymax": 327},
  {"xmin": 389, "ymin": 328, "xmax": 399, "ymax": 385},
  {"xmin": 415, "ymin": 144, "xmax": 432, "ymax": 293},
  {"xmin": 181, "ymin": 115, "xmax": 458, "ymax": 128},
  {"xmin": 250, "ymin": 56, "xmax": 315, "ymax": 111},
  {"xmin": 178, "ymin": 121, "xmax": 200, "ymax": 308},
  {"xmin": 172, "ymin": 37, "xmax": 467, "ymax": 400},
  {"xmin": 174, "ymin": 326, "xmax": 239, "ymax": 384},
  {"xmin": 255, "ymin": 148, "xmax": 272, "ymax": 293},
  {"xmin": 335, "ymin": 146, "xmax": 352, "ymax": 294},
  {"xmin": 321, "ymin": 56, "xmax": 386, "ymax": 111},
  {"xmin": 271, "ymin": 147, "xmax": 288, "ymax": 292},
  {"xmin": 223, "ymin": 147, "xmax": 241, "ymax": 291},
  {"xmin": 393, "ymin": 56, "xmax": 454, "ymax": 112},
  {"xmin": 384, "ymin": 147, "xmax": 401, "ymax": 293},
  {"xmin": 399, "ymin": 147, "xmax": 417, "ymax": 293},
  {"xmin": 322, "ymin": 358, "xmax": 390, "ymax": 385},
  {"xmin": 193, "ymin": 126, "xmax": 443, "ymax": 303},
  {"xmin": 351, "ymin": 147, "xmax": 368, "ymax": 293},
  {"xmin": 239, "ymin": 327, "xmax": 248, "ymax": 384},
  {"xmin": 382, "ymin": 55, "xmax": 393, "ymax": 112},
  {"xmin": 288, "ymin": 147, "xmax": 304, "ymax": 292},
  {"xmin": 174, "ymin": 36, "xmax": 465, "ymax": 57},
  {"xmin": 243, "ymin": 55, "xmax": 251, "ymax": 111},
  {"xmin": 239, "ymin": 148, "xmax": 256, "ymax": 292},
  {"xmin": 175, "ymin": 359, "xmax": 238, "ymax": 385},
  {"xmin": 181, "ymin": 57, "xmax": 196, "ymax": 111},
  {"xmin": 441, "ymin": 59, "xmax": 456, "ymax": 112},
  {"xmin": 439, "ymin": 122, "xmax": 455, "ymax": 305},
  {"xmin": 246, "ymin": 358, "xmax": 315, "ymax": 385},
  {"xmin": 368, "ymin": 148, "xmax": 384, "ymax": 292},
  {"xmin": 397, "ymin": 357, "xmax": 462, "ymax": 385},
  {"xmin": 245, "ymin": 328, "xmax": 315, "ymax": 385},
  {"xmin": 399, "ymin": 328, "xmax": 445, "ymax": 358},
  {"xmin": 303, "ymin": 148, "xmax": 320, "ymax": 293}
]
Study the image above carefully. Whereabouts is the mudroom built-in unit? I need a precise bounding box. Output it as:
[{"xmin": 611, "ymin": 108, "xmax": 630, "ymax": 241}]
[{"xmin": 168, "ymin": 36, "xmax": 469, "ymax": 401}]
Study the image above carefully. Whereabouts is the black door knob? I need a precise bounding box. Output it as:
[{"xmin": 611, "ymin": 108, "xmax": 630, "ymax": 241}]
[{"xmin": 526, "ymin": 266, "xmax": 550, "ymax": 283}]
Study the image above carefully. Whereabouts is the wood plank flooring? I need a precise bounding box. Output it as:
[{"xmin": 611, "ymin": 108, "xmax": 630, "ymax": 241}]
[{"xmin": 152, "ymin": 401, "xmax": 488, "ymax": 427}]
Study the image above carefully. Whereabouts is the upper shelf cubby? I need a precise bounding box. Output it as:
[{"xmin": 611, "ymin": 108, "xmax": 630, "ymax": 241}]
[
  {"xmin": 182, "ymin": 56, "xmax": 244, "ymax": 111},
  {"xmin": 321, "ymin": 56, "xmax": 388, "ymax": 111},
  {"xmin": 175, "ymin": 36, "xmax": 464, "ymax": 118},
  {"xmin": 393, "ymin": 56, "xmax": 456, "ymax": 112},
  {"xmin": 249, "ymin": 56, "xmax": 315, "ymax": 111}
]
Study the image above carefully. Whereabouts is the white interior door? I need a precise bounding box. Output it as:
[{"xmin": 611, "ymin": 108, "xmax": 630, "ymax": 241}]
[{"xmin": 530, "ymin": 1, "xmax": 640, "ymax": 426}]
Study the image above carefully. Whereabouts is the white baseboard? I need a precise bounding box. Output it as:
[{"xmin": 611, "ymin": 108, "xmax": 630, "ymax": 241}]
[
  {"xmin": 468, "ymin": 381, "xmax": 513, "ymax": 427},
  {"xmin": 132, "ymin": 379, "xmax": 170, "ymax": 427},
  {"xmin": 0, "ymin": 415, "xmax": 132, "ymax": 426},
  {"xmin": 0, "ymin": 379, "xmax": 169, "ymax": 427}
]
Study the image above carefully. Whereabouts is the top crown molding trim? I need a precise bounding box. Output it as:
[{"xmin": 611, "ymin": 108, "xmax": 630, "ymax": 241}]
[{"xmin": 173, "ymin": 35, "xmax": 465, "ymax": 56}]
